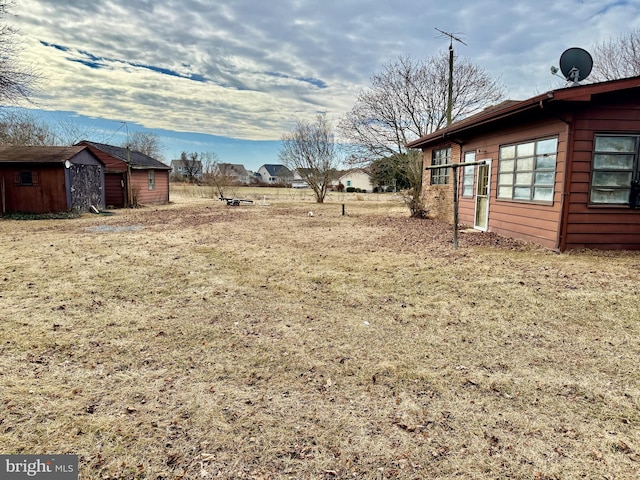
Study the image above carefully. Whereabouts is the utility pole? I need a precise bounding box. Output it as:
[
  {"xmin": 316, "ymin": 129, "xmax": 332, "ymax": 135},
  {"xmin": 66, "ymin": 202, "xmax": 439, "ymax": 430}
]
[{"xmin": 435, "ymin": 28, "xmax": 467, "ymax": 126}]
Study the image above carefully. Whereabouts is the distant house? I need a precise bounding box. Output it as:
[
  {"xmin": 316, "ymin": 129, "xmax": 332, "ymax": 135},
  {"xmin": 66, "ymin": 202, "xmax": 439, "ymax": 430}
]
[
  {"xmin": 216, "ymin": 163, "xmax": 251, "ymax": 184},
  {"xmin": 0, "ymin": 146, "xmax": 104, "ymax": 214},
  {"xmin": 78, "ymin": 141, "xmax": 171, "ymax": 207},
  {"xmin": 407, "ymin": 75, "xmax": 640, "ymax": 251},
  {"xmin": 170, "ymin": 159, "xmax": 203, "ymax": 182},
  {"xmin": 338, "ymin": 169, "xmax": 373, "ymax": 192},
  {"xmin": 257, "ymin": 164, "xmax": 293, "ymax": 185}
]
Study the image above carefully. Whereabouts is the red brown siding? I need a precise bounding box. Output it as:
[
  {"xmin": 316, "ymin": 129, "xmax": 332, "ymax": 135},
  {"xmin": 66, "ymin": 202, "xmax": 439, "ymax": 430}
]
[
  {"xmin": 1, "ymin": 166, "xmax": 67, "ymax": 213},
  {"xmin": 130, "ymin": 170, "xmax": 169, "ymax": 205},
  {"xmin": 561, "ymin": 96, "xmax": 640, "ymax": 250}
]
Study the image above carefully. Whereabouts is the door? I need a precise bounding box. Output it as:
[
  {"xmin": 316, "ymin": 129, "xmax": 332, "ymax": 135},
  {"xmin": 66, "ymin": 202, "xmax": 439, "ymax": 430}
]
[{"xmin": 474, "ymin": 160, "xmax": 491, "ymax": 230}]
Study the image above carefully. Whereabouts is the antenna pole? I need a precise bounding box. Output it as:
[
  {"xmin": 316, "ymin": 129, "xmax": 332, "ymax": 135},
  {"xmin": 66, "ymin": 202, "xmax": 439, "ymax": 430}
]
[{"xmin": 436, "ymin": 28, "xmax": 467, "ymax": 126}]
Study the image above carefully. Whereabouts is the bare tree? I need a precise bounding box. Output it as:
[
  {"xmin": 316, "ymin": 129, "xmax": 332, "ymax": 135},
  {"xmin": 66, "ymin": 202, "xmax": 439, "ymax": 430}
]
[
  {"xmin": 0, "ymin": 1, "xmax": 39, "ymax": 105},
  {"xmin": 0, "ymin": 110, "xmax": 55, "ymax": 145},
  {"xmin": 174, "ymin": 151, "xmax": 204, "ymax": 184},
  {"xmin": 123, "ymin": 131, "xmax": 165, "ymax": 160},
  {"xmin": 279, "ymin": 113, "xmax": 339, "ymax": 203},
  {"xmin": 591, "ymin": 28, "xmax": 640, "ymax": 82},
  {"xmin": 338, "ymin": 53, "xmax": 504, "ymax": 216}
]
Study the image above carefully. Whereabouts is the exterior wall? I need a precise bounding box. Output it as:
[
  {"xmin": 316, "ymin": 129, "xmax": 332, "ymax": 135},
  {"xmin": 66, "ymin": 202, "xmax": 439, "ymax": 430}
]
[
  {"xmin": 131, "ymin": 169, "xmax": 170, "ymax": 205},
  {"xmin": 0, "ymin": 165, "xmax": 67, "ymax": 213},
  {"xmin": 422, "ymin": 118, "xmax": 568, "ymax": 250},
  {"xmin": 562, "ymin": 97, "xmax": 640, "ymax": 250},
  {"xmin": 422, "ymin": 143, "xmax": 460, "ymax": 221},
  {"xmin": 105, "ymin": 172, "xmax": 126, "ymax": 208},
  {"xmin": 339, "ymin": 170, "xmax": 373, "ymax": 191},
  {"xmin": 68, "ymin": 150, "xmax": 105, "ymax": 211}
]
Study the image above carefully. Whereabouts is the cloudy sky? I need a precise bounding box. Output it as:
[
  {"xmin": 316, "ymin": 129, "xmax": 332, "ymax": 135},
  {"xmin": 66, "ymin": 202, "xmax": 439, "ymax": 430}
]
[{"xmin": 9, "ymin": 0, "xmax": 640, "ymax": 170}]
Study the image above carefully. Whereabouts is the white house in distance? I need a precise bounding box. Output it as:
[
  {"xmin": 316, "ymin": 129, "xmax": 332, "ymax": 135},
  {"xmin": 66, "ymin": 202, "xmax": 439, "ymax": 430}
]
[
  {"xmin": 337, "ymin": 169, "xmax": 373, "ymax": 192},
  {"xmin": 257, "ymin": 164, "xmax": 293, "ymax": 184}
]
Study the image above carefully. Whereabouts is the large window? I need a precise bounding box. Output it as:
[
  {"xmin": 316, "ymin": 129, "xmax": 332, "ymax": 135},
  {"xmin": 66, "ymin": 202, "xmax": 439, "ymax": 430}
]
[
  {"xmin": 431, "ymin": 147, "xmax": 451, "ymax": 185},
  {"xmin": 462, "ymin": 151, "xmax": 475, "ymax": 197},
  {"xmin": 497, "ymin": 137, "xmax": 557, "ymax": 202},
  {"xmin": 591, "ymin": 135, "xmax": 639, "ymax": 205}
]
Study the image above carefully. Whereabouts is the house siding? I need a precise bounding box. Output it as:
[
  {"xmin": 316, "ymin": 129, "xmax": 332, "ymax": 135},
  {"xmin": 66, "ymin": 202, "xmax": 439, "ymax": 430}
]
[
  {"xmin": 561, "ymin": 97, "xmax": 640, "ymax": 250},
  {"xmin": 422, "ymin": 119, "xmax": 567, "ymax": 250}
]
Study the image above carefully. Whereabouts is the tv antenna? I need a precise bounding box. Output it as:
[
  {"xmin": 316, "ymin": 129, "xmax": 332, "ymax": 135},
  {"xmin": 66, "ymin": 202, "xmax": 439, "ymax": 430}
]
[
  {"xmin": 436, "ymin": 28, "xmax": 467, "ymax": 126},
  {"xmin": 550, "ymin": 47, "xmax": 593, "ymax": 86}
]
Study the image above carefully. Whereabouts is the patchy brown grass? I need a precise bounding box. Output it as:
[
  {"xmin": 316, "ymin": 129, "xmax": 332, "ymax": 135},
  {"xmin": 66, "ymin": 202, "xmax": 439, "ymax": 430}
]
[{"xmin": 1, "ymin": 187, "xmax": 639, "ymax": 479}]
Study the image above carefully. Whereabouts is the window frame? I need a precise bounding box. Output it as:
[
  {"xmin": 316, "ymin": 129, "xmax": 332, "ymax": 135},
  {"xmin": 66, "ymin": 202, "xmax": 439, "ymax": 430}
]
[
  {"xmin": 148, "ymin": 169, "xmax": 155, "ymax": 190},
  {"xmin": 497, "ymin": 136, "xmax": 558, "ymax": 204},
  {"xmin": 462, "ymin": 151, "xmax": 476, "ymax": 197},
  {"xmin": 590, "ymin": 134, "xmax": 639, "ymax": 206},
  {"xmin": 14, "ymin": 170, "xmax": 38, "ymax": 186},
  {"xmin": 431, "ymin": 147, "xmax": 451, "ymax": 185}
]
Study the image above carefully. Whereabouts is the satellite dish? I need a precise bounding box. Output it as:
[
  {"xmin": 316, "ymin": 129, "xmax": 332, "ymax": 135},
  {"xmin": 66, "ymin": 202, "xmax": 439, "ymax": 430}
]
[
  {"xmin": 64, "ymin": 160, "xmax": 71, "ymax": 169},
  {"xmin": 559, "ymin": 47, "xmax": 593, "ymax": 84}
]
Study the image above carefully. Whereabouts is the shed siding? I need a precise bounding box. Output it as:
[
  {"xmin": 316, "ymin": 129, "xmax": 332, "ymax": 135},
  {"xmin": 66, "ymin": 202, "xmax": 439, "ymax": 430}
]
[
  {"xmin": 130, "ymin": 170, "xmax": 170, "ymax": 205},
  {"xmin": 105, "ymin": 172, "xmax": 126, "ymax": 208},
  {"xmin": 562, "ymin": 97, "xmax": 640, "ymax": 250},
  {"xmin": 1, "ymin": 166, "xmax": 67, "ymax": 213}
]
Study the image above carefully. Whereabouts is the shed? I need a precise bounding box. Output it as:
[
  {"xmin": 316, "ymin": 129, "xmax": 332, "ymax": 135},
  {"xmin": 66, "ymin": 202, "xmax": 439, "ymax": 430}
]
[
  {"xmin": 78, "ymin": 141, "xmax": 171, "ymax": 207},
  {"xmin": 408, "ymin": 75, "xmax": 640, "ymax": 251},
  {"xmin": 0, "ymin": 146, "xmax": 104, "ymax": 215}
]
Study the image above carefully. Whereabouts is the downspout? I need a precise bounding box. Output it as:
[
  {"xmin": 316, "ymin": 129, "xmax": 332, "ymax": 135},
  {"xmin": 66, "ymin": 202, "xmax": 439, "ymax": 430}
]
[{"xmin": 542, "ymin": 94, "xmax": 573, "ymax": 252}]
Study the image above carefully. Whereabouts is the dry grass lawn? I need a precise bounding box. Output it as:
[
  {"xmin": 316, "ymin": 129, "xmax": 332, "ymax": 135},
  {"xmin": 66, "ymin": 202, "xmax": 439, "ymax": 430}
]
[{"xmin": 1, "ymin": 186, "xmax": 639, "ymax": 479}]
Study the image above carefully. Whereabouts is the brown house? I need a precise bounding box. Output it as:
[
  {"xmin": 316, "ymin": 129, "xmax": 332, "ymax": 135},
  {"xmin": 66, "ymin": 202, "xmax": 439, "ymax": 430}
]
[
  {"xmin": 0, "ymin": 146, "xmax": 104, "ymax": 215},
  {"xmin": 408, "ymin": 75, "xmax": 640, "ymax": 251},
  {"xmin": 78, "ymin": 141, "xmax": 171, "ymax": 208}
]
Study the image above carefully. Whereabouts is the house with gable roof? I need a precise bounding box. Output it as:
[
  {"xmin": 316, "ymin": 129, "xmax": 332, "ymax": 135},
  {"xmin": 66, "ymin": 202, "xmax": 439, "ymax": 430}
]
[{"xmin": 257, "ymin": 164, "xmax": 293, "ymax": 185}]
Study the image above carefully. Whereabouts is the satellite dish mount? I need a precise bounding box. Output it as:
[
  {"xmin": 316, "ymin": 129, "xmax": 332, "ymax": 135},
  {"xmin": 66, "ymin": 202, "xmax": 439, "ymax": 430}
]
[{"xmin": 557, "ymin": 47, "xmax": 593, "ymax": 86}]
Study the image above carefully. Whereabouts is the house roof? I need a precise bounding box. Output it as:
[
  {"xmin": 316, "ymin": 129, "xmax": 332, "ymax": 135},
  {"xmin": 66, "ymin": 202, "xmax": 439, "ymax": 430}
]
[
  {"xmin": 407, "ymin": 75, "xmax": 640, "ymax": 149},
  {"xmin": 170, "ymin": 159, "xmax": 203, "ymax": 168},
  {"xmin": 0, "ymin": 145, "xmax": 97, "ymax": 163},
  {"xmin": 260, "ymin": 164, "xmax": 292, "ymax": 176},
  {"xmin": 218, "ymin": 163, "xmax": 249, "ymax": 176},
  {"xmin": 78, "ymin": 141, "xmax": 171, "ymax": 170}
]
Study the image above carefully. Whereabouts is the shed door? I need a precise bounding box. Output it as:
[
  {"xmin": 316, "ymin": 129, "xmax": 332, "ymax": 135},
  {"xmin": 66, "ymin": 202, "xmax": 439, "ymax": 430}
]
[{"xmin": 474, "ymin": 160, "xmax": 491, "ymax": 231}]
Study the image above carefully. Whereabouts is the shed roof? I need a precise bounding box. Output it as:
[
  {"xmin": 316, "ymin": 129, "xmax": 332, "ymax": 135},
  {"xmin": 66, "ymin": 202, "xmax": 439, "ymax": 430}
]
[
  {"xmin": 0, "ymin": 145, "xmax": 94, "ymax": 163},
  {"xmin": 407, "ymin": 75, "xmax": 640, "ymax": 149},
  {"xmin": 79, "ymin": 141, "xmax": 171, "ymax": 170}
]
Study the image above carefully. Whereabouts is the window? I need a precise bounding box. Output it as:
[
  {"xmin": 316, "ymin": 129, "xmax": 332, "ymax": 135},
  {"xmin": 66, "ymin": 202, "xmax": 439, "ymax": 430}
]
[
  {"xmin": 148, "ymin": 170, "xmax": 155, "ymax": 190},
  {"xmin": 591, "ymin": 135, "xmax": 639, "ymax": 205},
  {"xmin": 497, "ymin": 137, "xmax": 557, "ymax": 202},
  {"xmin": 431, "ymin": 147, "xmax": 451, "ymax": 185},
  {"xmin": 14, "ymin": 170, "xmax": 38, "ymax": 186},
  {"xmin": 462, "ymin": 151, "xmax": 475, "ymax": 197}
]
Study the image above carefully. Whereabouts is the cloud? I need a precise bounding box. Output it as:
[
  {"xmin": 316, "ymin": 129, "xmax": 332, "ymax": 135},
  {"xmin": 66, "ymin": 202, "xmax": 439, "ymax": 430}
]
[{"xmin": 11, "ymin": 0, "xmax": 640, "ymax": 144}]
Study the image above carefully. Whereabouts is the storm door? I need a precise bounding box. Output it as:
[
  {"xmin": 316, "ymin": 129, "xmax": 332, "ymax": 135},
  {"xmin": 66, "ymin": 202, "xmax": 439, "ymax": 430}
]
[{"xmin": 474, "ymin": 160, "xmax": 491, "ymax": 230}]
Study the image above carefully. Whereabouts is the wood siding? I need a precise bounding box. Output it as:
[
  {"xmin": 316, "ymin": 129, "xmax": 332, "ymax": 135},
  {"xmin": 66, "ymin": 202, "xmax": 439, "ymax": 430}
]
[
  {"xmin": 131, "ymin": 170, "xmax": 170, "ymax": 205},
  {"xmin": 1, "ymin": 165, "xmax": 67, "ymax": 213},
  {"xmin": 105, "ymin": 172, "xmax": 126, "ymax": 208},
  {"xmin": 423, "ymin": 118, "xmax": 567, "ymax": 250},
  {"xmin": 562, "ymin": 97, "xmax": 640, "ymax": 250}
]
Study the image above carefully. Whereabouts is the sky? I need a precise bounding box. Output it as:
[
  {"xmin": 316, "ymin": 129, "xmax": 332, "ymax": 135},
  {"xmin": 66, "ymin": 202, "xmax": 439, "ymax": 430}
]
[{"xmin": 7, "ymin": 0, "xmax": 640, "ymax": 171}]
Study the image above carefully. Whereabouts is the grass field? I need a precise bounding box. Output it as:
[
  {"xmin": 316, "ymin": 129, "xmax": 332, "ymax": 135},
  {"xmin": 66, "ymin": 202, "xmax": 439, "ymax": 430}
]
[{"xmin": 1, "ymin": 186, "xmax": 639, "ymax": 479}]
